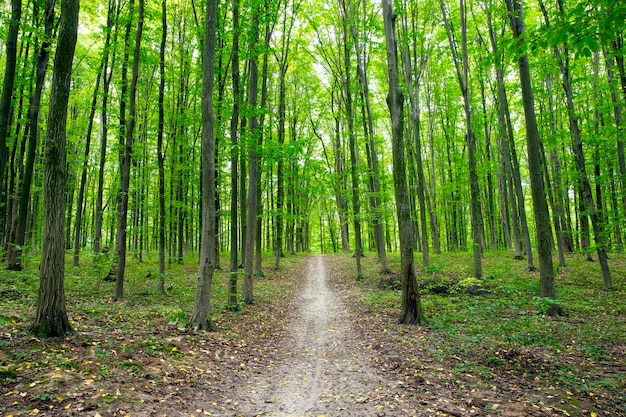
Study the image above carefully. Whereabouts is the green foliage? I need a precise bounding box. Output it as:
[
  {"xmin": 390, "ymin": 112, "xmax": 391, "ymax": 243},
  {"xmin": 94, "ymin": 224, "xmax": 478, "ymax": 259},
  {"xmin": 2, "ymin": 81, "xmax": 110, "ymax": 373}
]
[{"xmin": 338, "ymin": 251, "xmax": 626, "ymax": 400}]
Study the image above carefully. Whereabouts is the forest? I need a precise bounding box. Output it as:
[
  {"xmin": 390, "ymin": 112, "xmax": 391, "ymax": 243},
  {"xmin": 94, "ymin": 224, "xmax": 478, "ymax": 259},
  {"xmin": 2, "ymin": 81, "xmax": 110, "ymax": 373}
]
[{"xmin": 0, "ymin": 0, "xmax": 625, "ymax": 415}]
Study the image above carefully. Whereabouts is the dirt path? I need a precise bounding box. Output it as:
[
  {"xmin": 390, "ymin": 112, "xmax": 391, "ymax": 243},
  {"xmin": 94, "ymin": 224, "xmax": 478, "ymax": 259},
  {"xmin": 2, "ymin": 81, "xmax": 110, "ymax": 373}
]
[{"xmin": 237, "ymin": 255, "xmax": 412, "ymax": 417}]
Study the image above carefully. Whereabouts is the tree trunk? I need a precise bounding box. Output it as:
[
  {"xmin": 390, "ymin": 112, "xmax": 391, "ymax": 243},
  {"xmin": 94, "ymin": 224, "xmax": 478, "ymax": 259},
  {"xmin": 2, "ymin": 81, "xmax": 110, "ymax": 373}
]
[
  {"xmin": 190, "ymin": 0, "xmax": 218, "ymax": 331},
  {"xmin": 94, "ymin": 0, "xmax": 119, "ymax": 255},
  {"xmin": 6, "ymin": 0, "xmax": 54, "ymax": 271},
  {"xmin": 243, "ymin": 4, "xmax": 261, "ymax": 304},
  {"xmin": 439, "ymin": 0, "xmax": 482, "ymax": 278},
  {"xmin": 399, "ymin": 7, "xmax": 430, "ymax": 270},
  {"xmin": 227, "ymin": 0, "xmax": 241, "ymax": 309},
  {"xmin": 345, "ymin": 0, "xmax": 388, "ymax": 273},
  {"xmin": 114, "ymin": 0, "xmax": 144, "ymax": 301},
  {"xmin": 30, "ymin": 0, "xmax": 79, "ymax": 338},
  {"xmin": 0, "ymin": 0, "xmax": 22, "ymax": 243},
  {"xmin": 157, "ymin": 0, "xmax": 167, "ymax": 292},
  {"xmin": 382, "ymin": 0, "xmax": 425, "ymax": 325},
  {"xmin": 340, "ymin": 3, "xmax": 363, "ymax": 280},
  {"xmin": 505, "ymin": 0, "xmax": 559, "ymax": 313},
  {"xmin": 540, "ymin": 0, "xmax": 612, "ymax": 290}
]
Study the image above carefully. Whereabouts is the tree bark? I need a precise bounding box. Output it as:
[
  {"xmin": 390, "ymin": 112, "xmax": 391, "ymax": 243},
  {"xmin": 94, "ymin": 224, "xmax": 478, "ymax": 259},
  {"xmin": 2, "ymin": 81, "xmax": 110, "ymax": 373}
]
[
  {"xmin": 505, "ymin": 0, "xmax": 558, "ymax": 310},
  {"xmin": 94, "ymin": 0, "xmax": 119, "ymax": 255},
  {"xmin": 382, "ymin": 0, "xmax": 425, "ymax": 325},
  {"xmin": 30, "ymin": 0, "xmax": 79, "ymax": 338},
  {"xmin": 114, "ymin": 0, "xmax": 144, "ymax": 301},
  {"xmin": 243, "ymin": 4, "xmax": 261, "ymax": 304},
  {"xmin": 157, "ymin": 0, "xmax": 167, "ymax": 292},
  {"xmin": 228, "ymin": 0, "xmax": 241, "ymax": 308},
  {"xmin": 0, "ymin": 0, "xmax": 22, "ymax": 243},
  {"xmin": 340, "ymin": 2, "xmax": 364, "ymax": 280},
  {"xmin": 190, "ymin": 0, "xmax": 218, "ymax": 331},
  {"xmin": 6, "ymin": 0, "xmax": 54, "ymax": 271},
  {"xmin": 439, "ymin": 0, "xmax": 482, "ymax": 278},
  {"xmin": 540, "ymin": 0, "xmax": 612, "ymax": 290}
]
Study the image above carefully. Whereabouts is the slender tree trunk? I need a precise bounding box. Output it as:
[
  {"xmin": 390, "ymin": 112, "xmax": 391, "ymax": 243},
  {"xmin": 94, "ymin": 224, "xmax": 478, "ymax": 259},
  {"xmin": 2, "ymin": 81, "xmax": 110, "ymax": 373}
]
[
  {"xmin": 345, "ymin": 0, "xmax": 388, "ymax": 273},
  {"xmin": 505, "ymin": 0, "xmax": 560, "ymax": 313},
  {"xmin": 399, "ymin": 8, "xmax": 430, "ymax": 270},
  {"xmin": 191, "ymin": 0, "xmax": 218, "ymax": 331},
  {"xmin": 73, "ymin": 70, "xmax": 102, "ymax": 266},
  {"xmin": 31, "ymin": 0, "xmax": 79, "ymax": 338},
  {"xmin": 340, "ymin": 4, "xmax": 363, "ymax": 280},
  {"xmin": 540, "ymin": 0, "xmax": 612, "ymax": 290},
  {"xmin": 227, "ymin": 0, "xmax": 241, "ymax": 308},
  {"xmin": 156, "ymin": 0, "xmax": 167, "ymax": 292},
  {"xmin": 6, "ymin": 0, "xmax": 54, "ymax": 270},
  {"xmin": 114, "ymin": 0, "xmax": 144, "ymax": 301},
  {"xmin": 439, "ymin": 0, "xmax": 482, "ymax": 278},
  {"xmin": 382, "ymin": 0, "xmax": 425, "ymax": 325},
  {"xmin": 243, "ymin": 5, "xmax": 261, "ymax": 304},
  {"xmin": 95, "ymin": 0, "xmax": 118, "ymax": 255},
  {"xmin": 0, "ymin": 0, "xmax": 22, "ymax": 243}
]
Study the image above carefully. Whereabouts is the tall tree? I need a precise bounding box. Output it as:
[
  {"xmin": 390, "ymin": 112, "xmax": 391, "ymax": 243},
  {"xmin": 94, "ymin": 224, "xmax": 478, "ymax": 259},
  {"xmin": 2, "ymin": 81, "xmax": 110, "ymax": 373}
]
[
  {"xmin": 157, "ymin": 0, "xmax": 168, "ymax": 292},
  {"xmin": 228, "ymin": 0, "xmax": 242, "ymax": 308},
  {"xmin": 504, "ymin": 0, "xmax": 559, "ymax": 313},
  {"xmin": 114, "ymin": 0, "xmax": 145, "ymax": 301},
  {"xmin": 94, "ymin": 0, "xmax": 119, "ymax": 255},
  {"xmin": 190, "ymin": 0, "xmax": 219, "ymax": 331},
  {"xmin": 243, "ymin": 1, "xmax": 262, "ymax": 304},
  {"xmin": 382, "ymin": 0, "xmax": 425, "ymax": 325},
  {"xmin": 439, "ymin": 0, "xmax": 483, "ymax": 278},
  {"xmin": 6, "ymin": 0, "xmax": 55, "ymax": 271},
  {"xmin": 0, "ymin": 0, "xmax": 22, "ymax": 242},
  {"xmin": 30, "ymin": 0, "xmax": 79, "ymax": 338},
  {"xmin": 339, "ymin": 0, "xmax": 364, "ymax": 280},
  {"xmin": 539, "ymin": 0, "xmax": 612, "ymax": 290}
]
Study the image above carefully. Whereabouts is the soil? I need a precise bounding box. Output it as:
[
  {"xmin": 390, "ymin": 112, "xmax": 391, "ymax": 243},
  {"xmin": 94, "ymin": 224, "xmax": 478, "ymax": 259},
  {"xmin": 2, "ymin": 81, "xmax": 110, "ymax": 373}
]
[
  {"xmin": 1, "ymin": 254, "xmax": 624, "ymax": 416},
  {"xmin": 235, "ymin": 255, "xmax": 412, "ymax": 416}
]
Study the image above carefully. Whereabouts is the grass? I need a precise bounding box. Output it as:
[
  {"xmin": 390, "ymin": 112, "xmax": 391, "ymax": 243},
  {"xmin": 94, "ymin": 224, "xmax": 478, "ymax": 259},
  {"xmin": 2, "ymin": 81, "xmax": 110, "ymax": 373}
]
[
  {"xmin": 331, "ymin": 249, "xmax": 626, "ymax": 414},
  {"xmin": 0, "ymin": 249, "xmax": 304, "ymax": 416}
]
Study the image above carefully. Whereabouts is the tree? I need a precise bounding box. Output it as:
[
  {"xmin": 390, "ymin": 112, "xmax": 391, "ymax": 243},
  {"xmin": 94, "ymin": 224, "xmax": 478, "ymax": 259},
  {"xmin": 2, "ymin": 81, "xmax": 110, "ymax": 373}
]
[
  {"xmin": 439, "ymin": 0, "xmax": 483, "ymax": 278},
  {"xmin": 539, "ymin": 0, "xmax": 612, "ymax": 291},
  {"xmin": 0, "ymin": 0, "xmax": 22, "ymax": 243},
  {"xmin": 114, "ymin": 0, "xmax": 145, "ymax": 301},
  {"xmin": 157, "ymin": 0, "xmax": 168, "ymax": 292},
  {"xmin": 227, "ymin": 0, "xmax": 242, "ymax": 309},
  {"xmin": 382, "ymin": 0, "xmax": 425, "ymax": 325},
  {"xmin": 504, "ymin": 0, "xmax": 560, "ymax": 314},
  {"xmin": 6, "ymin": 0, "xmax": 55, "ymax": 271},
  {"xmin": 243, "ymin": 0, "xmax": 262, "ymax": 304},
  {"xmin": 30, "ymin": 0, "xmax": 80, "ymax": 338},
  {"xmin": 190, "ymin": 0, "xmax": 219, "ymax": 331}
]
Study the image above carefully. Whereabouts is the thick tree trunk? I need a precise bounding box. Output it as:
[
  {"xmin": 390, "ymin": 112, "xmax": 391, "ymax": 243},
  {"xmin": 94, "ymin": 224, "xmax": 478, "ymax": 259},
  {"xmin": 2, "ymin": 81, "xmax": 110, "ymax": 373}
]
[
  {"xmin": 382, "ymin": 0, "xmax": 425, "ymax": 326},
  {"xmin": 190, "ymin": 0, "xmax": 218, "ymax": 332},
  {"xmin": 31, "ymin": 0, "xmax": 79, "ymax": 338}
]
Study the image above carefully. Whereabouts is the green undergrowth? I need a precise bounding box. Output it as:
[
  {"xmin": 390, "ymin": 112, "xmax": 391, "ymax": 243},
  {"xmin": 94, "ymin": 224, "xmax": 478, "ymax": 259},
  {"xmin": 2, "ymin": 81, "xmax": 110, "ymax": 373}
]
[
  {"xmin": 336, "ymin": 250, "xmax": 625, "ymax": 410},
  {"xmin": 0, "ymin": 250, "xmax": 302, "ymax": 408}
]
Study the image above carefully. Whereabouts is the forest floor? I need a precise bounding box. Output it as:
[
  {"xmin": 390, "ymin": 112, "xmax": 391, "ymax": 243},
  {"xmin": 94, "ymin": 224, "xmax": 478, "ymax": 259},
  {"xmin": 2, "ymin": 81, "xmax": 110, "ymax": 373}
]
[{"xmin": 0, "ymin": 251, "xmax": 625, "ymax": 416}]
